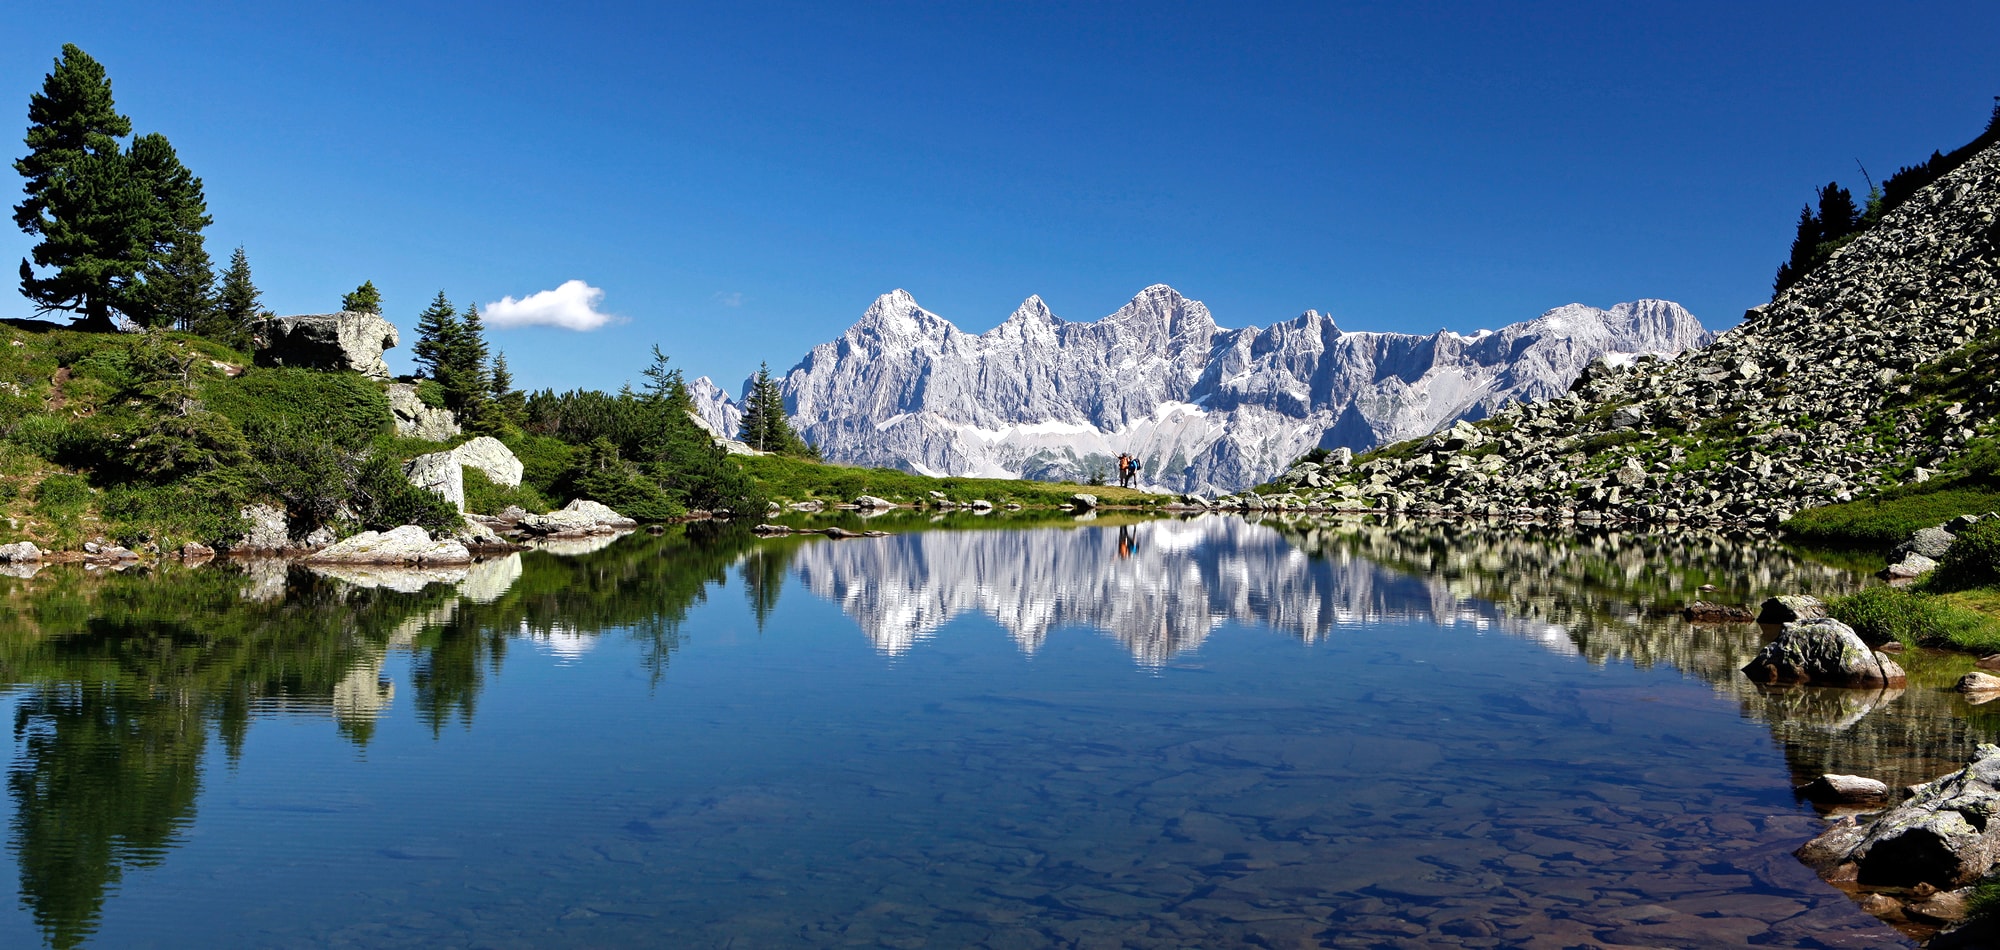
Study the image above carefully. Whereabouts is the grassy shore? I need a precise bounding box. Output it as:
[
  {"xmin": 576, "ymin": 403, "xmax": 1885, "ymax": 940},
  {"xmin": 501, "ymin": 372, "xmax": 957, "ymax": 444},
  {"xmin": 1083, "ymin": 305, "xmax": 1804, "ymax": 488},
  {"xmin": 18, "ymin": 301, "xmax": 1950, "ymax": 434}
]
[{"xmin": 735, "ymin": 453, "xmax": 1169, "ymax": 510}]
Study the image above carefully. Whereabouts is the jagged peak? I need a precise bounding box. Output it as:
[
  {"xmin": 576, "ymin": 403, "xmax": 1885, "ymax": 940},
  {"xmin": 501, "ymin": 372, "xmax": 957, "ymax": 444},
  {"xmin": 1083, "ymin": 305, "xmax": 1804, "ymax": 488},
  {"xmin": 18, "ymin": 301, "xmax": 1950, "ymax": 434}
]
[{"xmin": 849, "ymin": 288, "xmax": 956, "ymax": 341}]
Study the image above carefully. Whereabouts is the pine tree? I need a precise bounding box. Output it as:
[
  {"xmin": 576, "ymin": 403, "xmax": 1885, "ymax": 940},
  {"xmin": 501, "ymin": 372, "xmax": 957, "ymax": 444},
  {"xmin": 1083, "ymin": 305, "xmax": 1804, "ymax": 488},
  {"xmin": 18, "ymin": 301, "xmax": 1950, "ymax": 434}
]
[
  {"xmin": 341, "ymin": 280, "xmax": 382, "ymax": 314},
  {"xmin": 412, "ymin": 291, "xmax": 459, "ymax": 382},
  {"xmin": 123, "ymin": 132, "xmax": 214, "ymax": 330},
  {"xmin": 1815, "ymin": 182, "xmax": 1859, "ymax": 238},
  {"xmin": 736, "ymin": 366, "xmax": 773, "ymax": 451},
  {"xmin": 736, "ymin": 362, "xmax": 808, "ymax": 455},
  {"xmin": 205, "ymin": 246, "xmax": 267, "ymax": 349},
  {"xmin": 448, "ymin": 302, "xmax": 495, "ymax": 430},
  {"xmin": 490, "ymin": 351, "xmax": 525, "ymax": 428},
  {"xmin": 13, "ymin": 45, "xmax": 149, "ymax": 331}
]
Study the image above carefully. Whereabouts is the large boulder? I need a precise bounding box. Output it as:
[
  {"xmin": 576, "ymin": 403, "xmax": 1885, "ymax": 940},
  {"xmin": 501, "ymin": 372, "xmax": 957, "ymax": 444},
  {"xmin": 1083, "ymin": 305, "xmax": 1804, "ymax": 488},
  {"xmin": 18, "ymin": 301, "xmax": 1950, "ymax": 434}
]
[
  {"xmin": 0, "ymin": 541, "xmax": 41, "ymax": 563},
  {"xmin": 1798, "ymin": 744, "xmax": 2000, "ymax": 888},
  {"xmin": 1894, "ymin": 526, "xmax": 1958, "ymax": 561},
  {"xmin": 1070, "ymin": 493, "xmax": 1100, "ymax": 510},
  {"xmin": 404, "ymin": 451, "xmax": 465, "ymax": 512},
  {"xmin": 517, "ymin": 499, "xmax": 637, "ymax": 537},
  {"xmin": 306, "ymin": 525, "xmax": 471, "ymax": 565},
  {"xmin": 853, "ymin": 494, "xmax": 895, "ymax": 510},
  {"xmin": 385, "ymin": 383, "xmax": 461, "ymax": 441},
  {"xmin": 450, "ymin": 436, "xmax": 523, "ymax": 488},
  {"xmin": 251, "ymin": 312, "xmax": 399, "ymax": 380},
  {"xmin": 236, "ymin": 503, "xmax": 292, "ymax": 551},
  {"xmin": 1741, "ymin": 618, "xmax": 1907, "ymax": 687},
  {"xmin": 1756, "ymin": 594, "xmax": 1828, "ymax": 624}
]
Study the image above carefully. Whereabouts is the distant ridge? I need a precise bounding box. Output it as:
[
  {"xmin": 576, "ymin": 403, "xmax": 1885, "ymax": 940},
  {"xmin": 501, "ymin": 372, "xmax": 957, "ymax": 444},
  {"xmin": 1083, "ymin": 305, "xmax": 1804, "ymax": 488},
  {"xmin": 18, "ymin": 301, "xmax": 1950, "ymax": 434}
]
[{"xmin": 693, "ymin": 287, "xmax": 1711, "ymax": 493}]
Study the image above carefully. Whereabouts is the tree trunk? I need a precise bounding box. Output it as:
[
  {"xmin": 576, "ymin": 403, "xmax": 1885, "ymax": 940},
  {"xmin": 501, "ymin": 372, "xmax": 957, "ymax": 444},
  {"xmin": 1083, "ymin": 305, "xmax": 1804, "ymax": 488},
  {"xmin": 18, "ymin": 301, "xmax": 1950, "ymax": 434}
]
[{"xmin": 70, "ymin": 297, "xmax": 118, "ymax": 333}]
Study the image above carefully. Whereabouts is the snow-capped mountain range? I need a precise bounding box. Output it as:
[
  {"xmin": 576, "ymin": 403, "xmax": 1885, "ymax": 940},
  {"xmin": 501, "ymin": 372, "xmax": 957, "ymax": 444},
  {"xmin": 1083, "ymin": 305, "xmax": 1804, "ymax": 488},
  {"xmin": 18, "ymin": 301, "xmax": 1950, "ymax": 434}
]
[{"xmin": 690, "ymin": 285, "xmax": 1712, "ymax": 494}]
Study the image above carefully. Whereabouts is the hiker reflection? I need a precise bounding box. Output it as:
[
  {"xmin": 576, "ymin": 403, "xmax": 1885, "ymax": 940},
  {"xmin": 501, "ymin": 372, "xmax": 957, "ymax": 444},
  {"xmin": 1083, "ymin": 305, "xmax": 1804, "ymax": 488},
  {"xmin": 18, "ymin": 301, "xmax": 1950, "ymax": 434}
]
[{"xmin": 1117, "ymin": 525, "xmax": 1139, "ymax": 560}]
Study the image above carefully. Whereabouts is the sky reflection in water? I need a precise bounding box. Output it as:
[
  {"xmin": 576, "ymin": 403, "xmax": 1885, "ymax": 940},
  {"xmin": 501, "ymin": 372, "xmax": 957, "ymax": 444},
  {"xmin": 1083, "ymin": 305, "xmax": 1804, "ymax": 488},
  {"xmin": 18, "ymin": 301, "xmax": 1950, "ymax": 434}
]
[{"xmin": 0, "ymin": 514, "xmax": 1976, "ymax": 947}]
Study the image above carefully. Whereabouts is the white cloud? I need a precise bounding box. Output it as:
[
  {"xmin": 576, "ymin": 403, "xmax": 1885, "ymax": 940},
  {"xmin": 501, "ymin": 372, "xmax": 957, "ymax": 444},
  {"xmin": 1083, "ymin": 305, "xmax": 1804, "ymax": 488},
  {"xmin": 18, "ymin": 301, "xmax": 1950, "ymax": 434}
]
[
  {"xmin": 485, "ymin": 280, "xmax": 618, "ymax": 331},
  {"xmin": 711, "ymin": 291, "xmax": 744, "ymax": 307}
]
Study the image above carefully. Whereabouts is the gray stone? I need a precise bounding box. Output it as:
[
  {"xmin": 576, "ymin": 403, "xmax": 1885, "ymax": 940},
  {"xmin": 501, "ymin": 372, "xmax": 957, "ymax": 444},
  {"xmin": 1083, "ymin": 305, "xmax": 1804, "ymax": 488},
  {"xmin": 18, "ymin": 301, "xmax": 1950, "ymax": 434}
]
[
  {"xmin": 1741, "ymin": 618, "xmax": 1907, "ymax": 687},
  {"xmin": 1883, "ymin": 552, "xmax": 1939, "ymax": 579},
  {"xmin": 251, "ymin": 311, "xmax": 399, "ymax": 380},
  {"xmin": 1959, "ymin": 672, "xmax": 2000, "ymax": 693},
  {"xmin": 450, "ymin": 436, "xmax": 523, "ymax": 488},
  {"xmin": 1798, "ymin": 744, "xmax": 2000, "ymax": 888},
  {"xmin": 237, "ymin": 504, "xmax": 292, "ymax": 551},
  {"xmin": 1796, "ymin": 774, "xmax": 1891, "ymax": 804},
  {"xmin": 1069, "ymin": 493, "xmax": 1100, "ymax": 510},
  {"xmin": 1896, "ymin": 526, "xmax": 1958, "ymax": 561},
  {"xmin": 306, "ymin": 525, "xmax": 471, "ymax": 565},
  {"xmin": 386, "ymin": 383, "xmax": 460, "ymax": 441},
  {"xmin": 1756, "ymin": 594, "xmax": 1828, "ymax": 624},
  {"xmin": 404, "ymin": 451, "xmax": 465, "ymax": 512},
  {"xmin": 0, "ymin": 541, "xmax": 41, "ymax": 563},
  {"xmin": 517, "ymin": 499, "xmax": 637, "ymax": 537},
  {"xmin": 179, "ymin": 541, "xmax": 214, "ymax": 560},
  {"xmin": 852, "ymin": 495, "xmax": 895, "ymax": 510}
]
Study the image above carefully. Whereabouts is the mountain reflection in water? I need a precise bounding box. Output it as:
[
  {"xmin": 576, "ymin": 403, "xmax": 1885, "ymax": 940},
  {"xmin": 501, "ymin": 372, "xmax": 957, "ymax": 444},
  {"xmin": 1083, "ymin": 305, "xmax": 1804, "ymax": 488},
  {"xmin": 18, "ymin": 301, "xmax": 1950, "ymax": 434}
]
[{"xmin": 0, "ymin": 515, "xmax": 1986, "ymax": 947}]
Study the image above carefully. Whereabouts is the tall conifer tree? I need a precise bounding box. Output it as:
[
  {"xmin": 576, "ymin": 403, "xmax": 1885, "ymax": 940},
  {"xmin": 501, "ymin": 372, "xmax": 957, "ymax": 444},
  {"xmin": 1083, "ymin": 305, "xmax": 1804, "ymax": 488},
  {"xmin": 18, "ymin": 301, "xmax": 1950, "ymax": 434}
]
[{"xmin": 205, "ymin": 246, "xmax": 266, "ymax": 348}]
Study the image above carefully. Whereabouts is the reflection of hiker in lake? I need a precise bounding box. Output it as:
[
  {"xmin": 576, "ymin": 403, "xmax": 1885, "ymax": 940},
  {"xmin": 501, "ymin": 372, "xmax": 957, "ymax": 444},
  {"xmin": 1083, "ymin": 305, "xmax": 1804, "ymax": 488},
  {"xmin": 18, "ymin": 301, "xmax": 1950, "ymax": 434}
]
[{"xmin": 1117, "ymin": 524, "xmax": 1138, "ymax": 559}]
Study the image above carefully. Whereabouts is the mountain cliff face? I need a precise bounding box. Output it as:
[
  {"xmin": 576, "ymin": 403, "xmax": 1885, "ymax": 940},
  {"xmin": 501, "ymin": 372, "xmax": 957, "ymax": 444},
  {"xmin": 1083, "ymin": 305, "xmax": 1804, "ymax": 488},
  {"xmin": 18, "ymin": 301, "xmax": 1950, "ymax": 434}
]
[{"xmin": 695, "ymin": 287, "xmax": 1711, "ymax": 494}]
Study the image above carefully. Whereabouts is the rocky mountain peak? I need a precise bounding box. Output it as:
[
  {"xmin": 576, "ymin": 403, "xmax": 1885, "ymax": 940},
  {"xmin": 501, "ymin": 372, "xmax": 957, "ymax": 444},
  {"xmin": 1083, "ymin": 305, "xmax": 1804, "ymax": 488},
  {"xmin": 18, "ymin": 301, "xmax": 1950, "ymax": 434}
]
[{"xmin": 753, "ymin": 283, "xmax": 1709, "ymax": 493}]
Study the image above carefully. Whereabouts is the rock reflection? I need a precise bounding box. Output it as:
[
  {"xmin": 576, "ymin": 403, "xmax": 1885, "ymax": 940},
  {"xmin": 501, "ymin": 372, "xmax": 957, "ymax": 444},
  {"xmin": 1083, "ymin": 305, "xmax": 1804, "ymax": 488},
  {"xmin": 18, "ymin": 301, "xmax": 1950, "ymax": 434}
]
[{"xmin": 1267, "ymin": 513, "xmax": 2000, "ymax": 795}]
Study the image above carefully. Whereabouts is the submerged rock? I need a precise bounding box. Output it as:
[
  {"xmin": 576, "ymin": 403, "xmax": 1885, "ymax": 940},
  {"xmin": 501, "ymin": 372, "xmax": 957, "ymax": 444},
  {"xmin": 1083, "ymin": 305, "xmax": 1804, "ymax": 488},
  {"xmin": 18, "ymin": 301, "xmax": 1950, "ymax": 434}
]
[
  {"xmin": 1741, "ymin": 618, "xmax": 1906, "ymax": 687},
  {"xmin": 1682, "ymin": 601, "xmax": 1754, "ymax": 622}
]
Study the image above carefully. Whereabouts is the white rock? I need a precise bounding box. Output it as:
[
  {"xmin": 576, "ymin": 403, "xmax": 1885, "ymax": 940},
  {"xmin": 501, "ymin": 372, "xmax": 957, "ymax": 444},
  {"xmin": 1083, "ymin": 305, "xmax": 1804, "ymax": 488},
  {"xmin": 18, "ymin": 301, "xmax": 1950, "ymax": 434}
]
[
  {"xmin": 404, "ymin": 451, "xmax": 465, "ymax": 512},
  {"xmin": 449, "ymin": 436, "xmax": 524, "ymax": 488},
  {"xmin": 307, "ymin": 525, "xmax": 471, "ymax": 565},
  {"xmin": 386, "ymin": 383, "xmax": 461, "ymax": 441},
  {"xmin": 0, "ymin": 541, "xmax": 43, "ymax": 562}
]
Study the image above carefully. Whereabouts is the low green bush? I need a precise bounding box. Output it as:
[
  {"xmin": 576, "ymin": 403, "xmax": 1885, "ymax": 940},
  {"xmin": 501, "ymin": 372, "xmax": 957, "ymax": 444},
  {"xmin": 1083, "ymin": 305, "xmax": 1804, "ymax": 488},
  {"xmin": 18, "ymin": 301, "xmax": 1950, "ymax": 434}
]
[
  {"xmin": 503, "ymin": 432, "xmax": 575, "ymax": 501},
  {"xmin": 1784, "ymin": 488, "xmax": 2000, "ymax": 549},
  {"xmin": 464, "ymin": 468, "xmax": 549, "ymax": 515},
  {"xmin": 101, "ymin": 473, "xmax": 249, "ymax": 548},
  {"xmin": 31, "ymin": 473, "xmax": 90, "ymax": 547},
  {"xmin": 1932, "ymin": 518, "xmax": 2000, "ymax": 592},
  {"xmin": 204, "ymin": 367, "xmax": 392, "ymax": 452},
  {"xmin": 415, "ymin": 378, "xmax": 447, "ymax": 409},
  {"xmin": 1831, "ymin": 585, "xmax": 2000, "ymax": 651},
  {"xmin": 352, "ymin": 454, "xmax": 462, "ymax": 535}
]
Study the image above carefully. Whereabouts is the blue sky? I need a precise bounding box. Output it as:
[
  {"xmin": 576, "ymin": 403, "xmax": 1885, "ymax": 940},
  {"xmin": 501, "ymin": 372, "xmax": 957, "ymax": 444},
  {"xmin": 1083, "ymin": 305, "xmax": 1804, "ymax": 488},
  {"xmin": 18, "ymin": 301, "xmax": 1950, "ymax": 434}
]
[{"xmin": 5, "ymin": 2, "xmax": 1997, "ymax": 394}]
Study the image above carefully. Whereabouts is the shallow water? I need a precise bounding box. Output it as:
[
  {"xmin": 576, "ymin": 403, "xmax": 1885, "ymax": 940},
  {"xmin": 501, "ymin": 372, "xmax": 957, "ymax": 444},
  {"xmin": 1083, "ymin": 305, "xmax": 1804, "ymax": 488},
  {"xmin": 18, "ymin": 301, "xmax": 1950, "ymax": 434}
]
[{"xmin": 0, "ymin": 514, "xmax": 1983, "ymax": 947}]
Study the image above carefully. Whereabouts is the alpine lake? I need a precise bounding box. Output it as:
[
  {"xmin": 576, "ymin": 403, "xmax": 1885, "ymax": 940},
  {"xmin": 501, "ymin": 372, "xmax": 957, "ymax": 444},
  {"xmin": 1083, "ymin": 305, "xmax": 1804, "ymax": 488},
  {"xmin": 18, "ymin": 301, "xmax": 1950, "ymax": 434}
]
[{"xmin": 0, "ymin": 510, "xmax": 1987, "ymax": 949}]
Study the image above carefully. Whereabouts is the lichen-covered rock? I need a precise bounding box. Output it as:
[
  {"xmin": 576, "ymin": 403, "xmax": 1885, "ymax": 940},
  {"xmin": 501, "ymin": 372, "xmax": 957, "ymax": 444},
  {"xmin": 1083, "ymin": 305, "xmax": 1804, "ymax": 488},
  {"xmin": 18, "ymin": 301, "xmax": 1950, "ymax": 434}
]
[
  {"xmin": 251, "ymin": 311, "xmax": 399, "ymax": 380},
  {"xmin": 0, "ymin": 541, "xmax": 41, "ymax": 563},
  {"xmin": 1741, "ymin": 618, "xmax": 1907, "ymax": 687},
  {"xmin": 306, "ymin": 525, "xmax": 470, "ymax": 565},
  {"xmin": 1883, "ymin": 552, "xmax": 1939, "ymax": 580},
  {"xmin": 1756, "ymin": 594, "xmax": 1828, "ymax": 624},
  {"xmin": 1896, "ymin": 526, "xmax": 1958, "ymax": 561},
  {"xmin": 1798, "ymin": 744, "xmax": 2000, "ymax": 888},
  {"xmin": 386, "ymin": 383, "xmax": 460, "ymax": 440},
  {"xmin": 517, "ymin": 499, "xmax": 637, "ymax": 537},
  {"xmin": 404, "ymin": 451, "xmax": 465, "ymax": 512},
  {"xmin": 236, "ymin": 504, "xmax": 292, "ymax": 551},
  {"xmin": 450, "ymin": 436, "xmax": 523, "ymax": 488}
]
